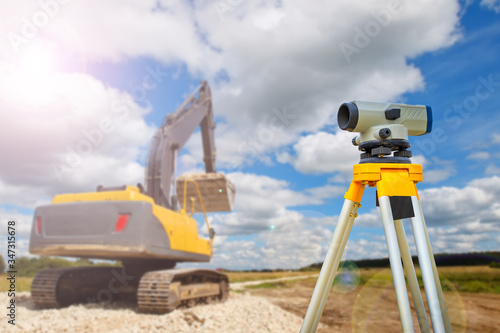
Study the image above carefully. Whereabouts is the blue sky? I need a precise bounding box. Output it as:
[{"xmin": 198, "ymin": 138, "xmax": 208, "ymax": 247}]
[{"xmin": 1, "ymin": 0, "xmax": 499, "ymax": 270}]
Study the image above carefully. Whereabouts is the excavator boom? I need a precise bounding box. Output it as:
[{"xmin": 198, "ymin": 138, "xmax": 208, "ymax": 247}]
[{"xmin": 146, "ymin": 81, "xmax": 216, "ymax": 209}]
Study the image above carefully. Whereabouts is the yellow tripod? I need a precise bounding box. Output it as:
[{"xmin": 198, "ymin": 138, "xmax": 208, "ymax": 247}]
[{"xmin": 301, "ymin": 163, "xmax": 452, "ymax": 333}]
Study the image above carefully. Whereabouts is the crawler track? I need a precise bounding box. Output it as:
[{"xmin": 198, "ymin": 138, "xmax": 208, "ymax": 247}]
[
  {"xmin": 31, "ymin": 267, "xmax": 229, "ymax": 314},
  {"xmin": 31, "ymin": 267, "xmax": 137, "ymax": 308},
  {"xmin": 137, "ymin": 268, "xmax": 229, "ymax": 314},
  {"xmin": 137, "ymin": 269, "xmax": 176, "ymax": 313},
  {"xmin": 31, "ymin": 268, "xmax": 68, "ymax": 308}
]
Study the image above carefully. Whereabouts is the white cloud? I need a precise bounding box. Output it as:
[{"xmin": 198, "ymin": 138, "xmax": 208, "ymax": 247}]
[
  {"xmin": 419, "ymin": 176, "xmax": 500, "ymax": 227},
  {"xmin": 344, "ymin": 238, "xmax": 388, "ymax": 261},
  {"xmin": 186, "ymin": 117, "xmax": 298, "ymax": 170},
  {"xmin": 355, "ymin": 209, "xmax": 381, "ymax": 228},
  {"xmin": 413, "ymin": 156, "xmax": 457, "ymax": 184},
  {"xmin": 0, "ymin": 209, "xmax": 34, "ymax": 261},
  {"xmin": 208, "ymin": 211, "xmax": 341, "ymax": 270},
  {"xmin": 493, "ymin": 133, "xmax": 500, "ymax": 144},
  {"xmin": 227, "ymin": 172, "xmax": 321, "ymax": 214},
  {"xmin": 305, "ymin": 184, "xmax": 346, "ymax": 200},
  {"xmin": 260, "ymin": 214, "xmax": 398, "ymax": 268},
  {"xmin": 424, "ymin": 166, "xmax": 456, "ymax": 184},
  {"xmin": 177, "ymin": 154, "xmax": 205, "ymax": 175},
  {"xmin": 193, "ymin": 212, "xmax": 336, "ymax": 270},
  {"xmin": 0, "ymin": 1, "xmax": 484, "ymax": 271},
  {"xmin": 263, "ymin": 220, "xmax": 333, "ymax": 269},
  {"xmin": 194, "ymin": 173, "xmax": 500, "ymax": 269},
  {"xmin": 192, "ymin": 0, "xmax": 460, "ymax": 167},
  {"xmin": 278, "ymin": 134, "xmax": 457, "ymax": 183},
  {"xmin": 0, "ymin": 1, "xmax": 464, "ymax": 163},
  {"xmin": 0, "ymin": 1, "xmax": 217, "ymax": 74},
  {"xmin": 466, "ymin": 151, "xmax": 490, "ymax": 160},
  {"xmin": 481, "ymin": 0, "xmax": 500, "ymax": 13},
  {"xmin": 210, "ymin": 239, "xmax": 264, "ymax": 270},
  {"xmin": 0, "ymin": 209, "xmax": 33, "ymax": 240},
  {"xmin": 209, "ymin": 172, "xmax": 342, "ymax": 236},
  {"xmin": 412, "ymin": 155, "xmax": 430, "ymax": 167},
  {"xmin": 0, "ymin": 180, "xmax": 51, "ymax": 209},
  {"xmin": 0, "ymin": 64, "xmax": 155, "ymax": 207},
  {"xmin": 210, "ymin": 4, "xmax": 456, "ymax": 98},
  {"xmin": 427, "ymin": 220, "xmax": 500, "ymax": 253},
  {"xmin": 353, "ymin": 205, "xmax": 500, "ymax": 257},
  {"xmin": 485, "ymin": 163, "xmax": 500, "ymax": 175},
  {"xmin": 0, "ymin": 0, "xmax": 464, "ymax": 176},
  {"xmin": 281, "ymin": 131, "xmax": 360, "ymax": 175}
]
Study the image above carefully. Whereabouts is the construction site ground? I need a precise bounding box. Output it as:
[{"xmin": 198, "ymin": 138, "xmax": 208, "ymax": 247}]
[
  {"xmin": 1, "ymin": 268, "xmax": 499, "ymax": 332},
  {"xmin": 245, "ymin": 276, "xmax": 500, "ymax": 333}
]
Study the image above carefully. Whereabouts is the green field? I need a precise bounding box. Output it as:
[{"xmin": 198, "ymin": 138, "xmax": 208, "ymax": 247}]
[
  {"xmin": 0, "ymin": 274, "xmax": 34, "ymax": 292},
  {"xmin": 225, "ymin": 270, "xmax": 314, "ymax": 283},
  {"xmin": 2, "ymin": 265, "xmax": 499, "ymax": 294},
  {"xmin": 234, "ymin": 265, "xmax": 500, "ymax": 293}
]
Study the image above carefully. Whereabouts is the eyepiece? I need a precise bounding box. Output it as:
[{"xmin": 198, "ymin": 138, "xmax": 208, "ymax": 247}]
[{"xmin": 338, "ymin": 102, "xmax": 359, "ymax": 131}]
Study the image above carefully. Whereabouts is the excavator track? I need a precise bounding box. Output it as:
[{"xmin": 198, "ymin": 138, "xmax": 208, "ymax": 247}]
[
  {"xmin": 32, "ymin": 267, "xmax": 228, "ymax": 314},
  {"xmin": 31, "ymin": 266, "xmax": 138, "ymax": 308},
  {"xmin": 137, "ymin": 268, "xmax": 229, "ymax": 314},
  {"xmin": 31, "ymin": 268, "xmax": 67, "ymax": 308}
]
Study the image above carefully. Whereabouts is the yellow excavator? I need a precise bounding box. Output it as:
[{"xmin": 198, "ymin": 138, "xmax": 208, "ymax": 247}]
[{"xmin": 29, "ymin": 81, "xmax": 235, "ymax": 313}]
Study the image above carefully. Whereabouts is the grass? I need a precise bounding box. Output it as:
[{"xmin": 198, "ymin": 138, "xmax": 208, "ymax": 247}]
[
  {"xmin": 357, "ymin": 266, "xmax": 500, "ymax": 294},
  {"xmin": 352, "ymin": 266, "xmax": 500, "ymax": 294},
  {"xmin": 244, "ymin": 281, "xmax": 289, "ymax": 289},
  {"xmin": 0, "ymin": 274, "xmax": 34, "ymax": 292},
  {"xmin": 238, "ymin": 266, "xmax": 500, "ymax": 294},
  {"xmin": 1, "ymin": 266, "xmax": 498, "ymax": 294},
  {"xmin": 0, "ymin": 271, "xmax": 310, "ymax": 292},
  {"xmin": 225, "ymin": 271, "xmax": 315, "ymax": 283},
  {"xmin": 433, "ymin": 266, "xmax": 500, "ymax": 293}
]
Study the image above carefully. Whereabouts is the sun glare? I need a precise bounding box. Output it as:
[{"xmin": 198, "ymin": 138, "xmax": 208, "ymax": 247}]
[
  {"xmin": 18, "ymin": 43, "xmax": 55, "ymax": 77},
  {"xmin": 12, "ymin": 42, "xmax": 59, "ymax": 106}
]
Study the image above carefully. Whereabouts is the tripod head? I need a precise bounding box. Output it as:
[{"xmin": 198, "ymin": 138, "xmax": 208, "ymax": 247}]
[{"xmin": 338, "ymin": 101, "xmax": 433, "ymax": 163}]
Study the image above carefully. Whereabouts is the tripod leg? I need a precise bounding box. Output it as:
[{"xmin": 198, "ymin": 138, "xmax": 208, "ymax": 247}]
[
  {"xmin": 394, "ymin": 219, "xmax": 431, "ymax": 333},
  {"xmin": 378, "ymin": 196, "xmax": 415, "ymax": 333},
  {"xmin": 417, "ymin": 201, "xmax": 453, "ymax": 333},
  {"xmin": 310, "ymin": 201, "xmax": 359, "ymax": 328},
  {"xmin": 410, "ymin": 196, "xmax": 446, "ymax": 333},
  {"xmin": 300, "ymin": 199, "xmax": 359, "ymax": 333}
]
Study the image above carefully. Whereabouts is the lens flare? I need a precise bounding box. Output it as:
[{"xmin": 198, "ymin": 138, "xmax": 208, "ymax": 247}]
[
  {"xmin": 332, "ymin": 260, "xmax": 361, "ymax": 293},
  {"xmin": 18, "ymin": 42, "xmax": 55, "ymax": 77},
  {"xmin": 9, "ymin": 40, "xmax": 59, "ymax": 107},
  {"xmin": 20, "ymin": 49, "xmax": 53, "ymax": 74}
]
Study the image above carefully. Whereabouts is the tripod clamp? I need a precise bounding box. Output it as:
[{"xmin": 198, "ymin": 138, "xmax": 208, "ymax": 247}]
[{"xmin": 355, "ymin": 138, "xmax": 413, "ymax": 164}]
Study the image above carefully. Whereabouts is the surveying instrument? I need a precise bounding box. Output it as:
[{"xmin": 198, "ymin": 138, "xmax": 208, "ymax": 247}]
[{"xmin": 300, "ymin": 101, "xmax": 452, "ymax": 333}]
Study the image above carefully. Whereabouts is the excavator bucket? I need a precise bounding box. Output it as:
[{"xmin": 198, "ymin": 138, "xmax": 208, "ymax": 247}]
[{"xmin": 176, "ymin": 173, "xmax": 235, "ymax": 213}]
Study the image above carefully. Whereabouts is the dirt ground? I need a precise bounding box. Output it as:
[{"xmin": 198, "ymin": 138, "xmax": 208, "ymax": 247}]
[
  {"xmin": 1, "ymin": 276, "xmax": 498, "ymax": 332},
  {"xmin": 248, "ymin": 280, "xmax": 500, "ymax": 333}
]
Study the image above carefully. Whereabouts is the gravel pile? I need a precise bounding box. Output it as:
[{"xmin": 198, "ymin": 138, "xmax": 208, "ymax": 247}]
[{"xmin": 2, "ymin": 292, "xmax": 303, "ymax": 332}]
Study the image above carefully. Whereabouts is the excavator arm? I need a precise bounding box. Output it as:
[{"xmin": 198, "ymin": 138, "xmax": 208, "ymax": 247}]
[{"xmin": 145, "ymin": 81, "xmax": 216, "ymax": 210}]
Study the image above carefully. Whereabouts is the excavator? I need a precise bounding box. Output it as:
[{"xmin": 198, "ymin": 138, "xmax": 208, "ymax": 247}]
[{"xmin": 29, "ymin": 81, "xmax": 235, "ymax": 313}]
